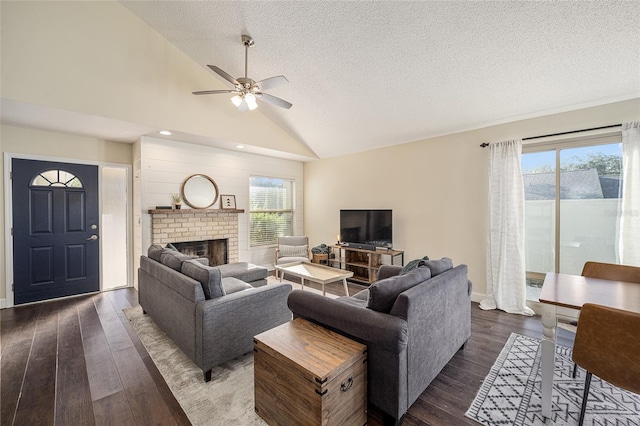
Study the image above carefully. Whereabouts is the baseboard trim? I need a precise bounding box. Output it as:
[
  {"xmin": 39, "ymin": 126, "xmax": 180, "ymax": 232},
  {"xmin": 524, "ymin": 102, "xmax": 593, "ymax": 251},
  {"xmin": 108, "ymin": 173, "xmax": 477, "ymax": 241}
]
[
  {"xmin": 0, "ymin": 298, "xmax": 7, "ymax": 309},
  {"xmin": 470, "ymin": 292, "xmax": 485, "ymax": 304},
  {"xmin": 470, "ymin": 292, "xmax": 542, "ymax": 316}
]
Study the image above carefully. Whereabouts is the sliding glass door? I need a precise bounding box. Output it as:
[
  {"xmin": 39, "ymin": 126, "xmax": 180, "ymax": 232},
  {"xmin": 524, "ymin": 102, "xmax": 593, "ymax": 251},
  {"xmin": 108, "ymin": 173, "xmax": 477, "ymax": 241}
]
[
  {"xmin": 522, "ymin": 150, "xmax": 556, "ymax": 290},
  {"xmin": 522, "ymin": 136, "xmax": 623, "ymax": 299}
]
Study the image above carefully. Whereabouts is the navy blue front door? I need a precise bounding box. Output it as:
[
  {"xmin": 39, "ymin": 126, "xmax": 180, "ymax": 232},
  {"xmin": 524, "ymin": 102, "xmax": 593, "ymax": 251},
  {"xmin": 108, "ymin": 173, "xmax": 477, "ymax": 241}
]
[{"xmin": 12, "ymin": 159, "xmax": 100, "ymax": 305}]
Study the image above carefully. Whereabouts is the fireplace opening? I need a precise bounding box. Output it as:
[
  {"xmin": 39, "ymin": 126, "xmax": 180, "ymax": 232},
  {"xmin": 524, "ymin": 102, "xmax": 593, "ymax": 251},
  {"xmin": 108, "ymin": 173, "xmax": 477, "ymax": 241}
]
[{"xmin": 172, "ymin": 239, "xmax": 228, "ymax": 267}]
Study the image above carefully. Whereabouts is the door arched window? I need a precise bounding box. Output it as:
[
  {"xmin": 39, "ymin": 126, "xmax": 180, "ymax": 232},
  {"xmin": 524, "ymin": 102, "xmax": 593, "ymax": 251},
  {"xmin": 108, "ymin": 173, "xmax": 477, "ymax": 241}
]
[{"xmin": 30, "ymin": 170, "xmax": 83, "ymax": 188}]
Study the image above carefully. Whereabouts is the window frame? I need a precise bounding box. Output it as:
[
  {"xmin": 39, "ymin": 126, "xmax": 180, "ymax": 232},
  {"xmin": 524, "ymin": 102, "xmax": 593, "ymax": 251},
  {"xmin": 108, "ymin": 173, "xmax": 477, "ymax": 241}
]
[
  {"xmin": 30, "ymin": 169, "xmax": 84, "ymax": 188},
  {"xmin": 248, "ymin": 175, "xmax": 296, "ymax": 248},
  {"xmin": 522, "ymin": 131, "xmax": 623, "ymax": 276}
]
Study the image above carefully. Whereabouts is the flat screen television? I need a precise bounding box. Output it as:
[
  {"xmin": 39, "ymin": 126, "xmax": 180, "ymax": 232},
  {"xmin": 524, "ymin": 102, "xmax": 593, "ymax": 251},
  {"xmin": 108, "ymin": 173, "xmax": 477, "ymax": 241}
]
[{"xmin": 340, "ymin": 209, "xmax": 392, "ymax": 248}]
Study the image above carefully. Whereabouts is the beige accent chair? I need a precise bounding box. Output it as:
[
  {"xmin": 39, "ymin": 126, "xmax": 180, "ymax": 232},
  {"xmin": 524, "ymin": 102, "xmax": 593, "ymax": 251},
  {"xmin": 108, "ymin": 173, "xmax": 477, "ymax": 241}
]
[
  {"xmin": 274, "ymin": 236, "xmax": 311, "ymax": 278},
  {"xmin": 571, "ymin": 303, "xmax": 640, "ymax": 426}
]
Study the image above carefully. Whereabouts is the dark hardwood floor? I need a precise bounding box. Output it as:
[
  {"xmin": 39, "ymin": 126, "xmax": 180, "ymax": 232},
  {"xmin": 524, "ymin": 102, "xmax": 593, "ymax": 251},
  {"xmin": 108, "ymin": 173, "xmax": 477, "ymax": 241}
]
[{"xmin": 1, "ymin": 282, "xmax": 576, "ymax": 426}]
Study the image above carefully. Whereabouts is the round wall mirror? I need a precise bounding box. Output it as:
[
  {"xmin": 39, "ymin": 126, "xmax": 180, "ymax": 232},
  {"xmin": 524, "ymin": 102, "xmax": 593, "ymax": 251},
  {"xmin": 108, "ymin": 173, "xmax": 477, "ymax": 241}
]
[{"xmin": 181, "ymin": 174, "xmax": 219, "ymax": 209}]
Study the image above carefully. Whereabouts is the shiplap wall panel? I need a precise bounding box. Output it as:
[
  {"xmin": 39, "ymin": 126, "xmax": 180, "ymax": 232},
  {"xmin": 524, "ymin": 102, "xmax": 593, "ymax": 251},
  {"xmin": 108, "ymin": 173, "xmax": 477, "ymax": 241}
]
[{"xmin": 138, "ymin": 136, "xmax": 304, "ymax": 268}]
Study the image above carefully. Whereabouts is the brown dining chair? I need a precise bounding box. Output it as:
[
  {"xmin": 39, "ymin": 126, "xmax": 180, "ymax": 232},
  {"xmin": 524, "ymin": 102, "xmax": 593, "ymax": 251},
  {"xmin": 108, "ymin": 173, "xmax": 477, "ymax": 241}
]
[
  {"xmin": 571, "ymin": 261, "xmax": 640, "ymax": 378},
  {"xmin": 581, "ymin": 261, "xmax": 640, "ymax": 283},
  {"xmin": 571, "ymin": 303, "xmax": 640, "ymax": 426}
]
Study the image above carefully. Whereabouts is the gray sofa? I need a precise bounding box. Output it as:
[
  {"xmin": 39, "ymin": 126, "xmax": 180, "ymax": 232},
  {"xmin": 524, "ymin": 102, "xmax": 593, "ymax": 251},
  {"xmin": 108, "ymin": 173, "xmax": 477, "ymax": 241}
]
[
  {"xmin": 216, "ymin": 262, "xmax": 268, "ymax": 287},
  {"xmin": 139, "ymin": 245, "xmax": 292, "ymax": 381},
  {"xmin": 287, "ymin": 259, "xmax": 472, "ymax": 424}
]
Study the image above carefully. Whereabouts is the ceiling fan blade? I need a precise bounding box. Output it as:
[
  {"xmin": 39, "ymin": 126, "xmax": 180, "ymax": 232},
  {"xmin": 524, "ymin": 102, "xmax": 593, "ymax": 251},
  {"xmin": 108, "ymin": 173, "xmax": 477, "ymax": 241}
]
[
  {"xmin": 256, "ymin": 92, "xmax": 292, "ymax": 109},
  {"xmin": 207, "ymin": 65, "xmax": 239, "ymax": 86},
  {"xmin": 253, "ymin": 75, "xmax": 289, "ymax": 91},
  {"xmin": 192, "ymin": 90, "xmax": 237, "ymax": 95}
]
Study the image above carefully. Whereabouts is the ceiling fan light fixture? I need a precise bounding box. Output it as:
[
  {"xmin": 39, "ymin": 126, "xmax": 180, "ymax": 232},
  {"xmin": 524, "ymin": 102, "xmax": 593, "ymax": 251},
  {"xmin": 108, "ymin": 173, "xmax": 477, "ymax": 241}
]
[
  {"xmin": 245, "ymin": 93, "xmax": 258, "ymax": 110},
  {"xmin": 231, "ymin": 93, "xmax": 258, "ymax": 112},
  {"xmin": 194, "ymin": 34, "xmax": 291, "ymax": 111},
  {"xmin": 231, "ymin": 95, "xmax": 243, "ymax": 107}
]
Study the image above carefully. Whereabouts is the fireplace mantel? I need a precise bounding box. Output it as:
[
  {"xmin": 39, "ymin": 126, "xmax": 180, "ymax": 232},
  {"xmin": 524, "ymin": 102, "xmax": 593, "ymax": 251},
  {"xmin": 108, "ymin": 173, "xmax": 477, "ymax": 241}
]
[
  {"xmin": 148, "ymin": 208, "xmax": 244, "ymax": 214},
  {"xmin": 148, "ymin": 208, "xmax": 244, "ymax": 263}
]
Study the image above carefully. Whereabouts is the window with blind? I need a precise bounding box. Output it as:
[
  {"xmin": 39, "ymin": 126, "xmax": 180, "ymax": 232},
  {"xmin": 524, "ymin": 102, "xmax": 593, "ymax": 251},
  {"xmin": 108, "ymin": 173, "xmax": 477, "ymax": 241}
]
[{"xmin": 249, "ymin": 176, "xmax": 294, "ymax": 247}]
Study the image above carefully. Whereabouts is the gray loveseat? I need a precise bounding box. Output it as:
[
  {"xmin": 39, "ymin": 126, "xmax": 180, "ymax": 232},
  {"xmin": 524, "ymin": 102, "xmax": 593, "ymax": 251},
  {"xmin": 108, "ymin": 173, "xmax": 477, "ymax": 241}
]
[
  {"xmin": 139, "ymin": 245, "xmax": 292, "ymax": 381},
  {"xmin": 287, "ymin": 259, "xmax": 471, "ymax": 424}
]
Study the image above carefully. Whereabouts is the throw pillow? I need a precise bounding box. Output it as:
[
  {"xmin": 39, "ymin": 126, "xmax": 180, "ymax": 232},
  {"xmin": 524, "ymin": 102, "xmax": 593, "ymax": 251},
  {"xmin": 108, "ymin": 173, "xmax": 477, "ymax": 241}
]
[
  {"xmin": 367, "ymin": 266, "xmax": 431, "ymax": 313},
  {"xmin": 182, "ymin": 260, "xmax": 225, "ymax": 300},
  {"xmin": 278, "ymin": 244, "xmax": 308, "ymax": 258},
  {"xmin": 147, "ymin": 244, "xmax": 164, "ymax": 262},
  {"xmin": 165, "ymin": 243, "xmax": 178, "ymax": 251},
  {"xmin": 424, "ymin": 257, "xmax": 453, "ymax": 276},
  {"xmin": 160, "ymin": 250, "xmax": 191, "ymax": 271},
  {"xmin": 399, "ymin": 255, "xmax": 430, "ymax": 275}
]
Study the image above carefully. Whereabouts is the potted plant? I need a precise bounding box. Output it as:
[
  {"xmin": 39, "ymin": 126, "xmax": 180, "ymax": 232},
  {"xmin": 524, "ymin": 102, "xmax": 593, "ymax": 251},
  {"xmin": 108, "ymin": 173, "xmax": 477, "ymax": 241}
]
[{"xmin": 171, "ymin": 193, "xmax": 182, "ymax": 209}]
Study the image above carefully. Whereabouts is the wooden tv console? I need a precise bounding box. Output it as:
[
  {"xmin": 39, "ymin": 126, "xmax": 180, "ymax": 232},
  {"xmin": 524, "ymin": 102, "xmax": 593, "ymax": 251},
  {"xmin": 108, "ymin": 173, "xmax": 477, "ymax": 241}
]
[{"xmin": 328, "ymin": 245, "xmax": 404, "ymax": 285}]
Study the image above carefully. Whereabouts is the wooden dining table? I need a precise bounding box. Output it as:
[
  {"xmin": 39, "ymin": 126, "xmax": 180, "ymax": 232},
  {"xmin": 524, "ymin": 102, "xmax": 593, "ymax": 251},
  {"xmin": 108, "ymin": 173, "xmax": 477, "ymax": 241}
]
[{"xmin": 538, "ymin": 272, "xmax": 640, "ymax": 420}]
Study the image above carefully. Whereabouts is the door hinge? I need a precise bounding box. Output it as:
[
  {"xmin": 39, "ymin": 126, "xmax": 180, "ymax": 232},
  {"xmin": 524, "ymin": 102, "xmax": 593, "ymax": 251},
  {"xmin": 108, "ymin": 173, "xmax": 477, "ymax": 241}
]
[
  {"xmin": 12, "ymin": 283, "xmax": 14, "ymax": 291},
  {"xmin": 11, "ymin": 227, "xmax": 13, "ymax": 236},
  {"xmin": 9, "ymin": 171, "xmax": 12, "ymax": 179}
]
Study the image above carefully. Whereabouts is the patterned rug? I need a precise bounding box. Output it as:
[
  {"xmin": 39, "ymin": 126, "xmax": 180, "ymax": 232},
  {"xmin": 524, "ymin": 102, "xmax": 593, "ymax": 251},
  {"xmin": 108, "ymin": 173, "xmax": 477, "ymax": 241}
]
[{"xmin": 466, "ymin": 333, "xmax": 640, "ymax": 426}]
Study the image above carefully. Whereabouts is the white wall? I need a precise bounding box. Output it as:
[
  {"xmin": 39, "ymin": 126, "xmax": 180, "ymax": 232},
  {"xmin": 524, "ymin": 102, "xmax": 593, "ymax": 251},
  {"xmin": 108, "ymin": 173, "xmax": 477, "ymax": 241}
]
[
  {"xmin": 304, "ymin": 99, "xmax": 640, "ymax": 302},
  {"xmin": 138, "ymin": 137, "xmax": 304, "ymax": 269}
]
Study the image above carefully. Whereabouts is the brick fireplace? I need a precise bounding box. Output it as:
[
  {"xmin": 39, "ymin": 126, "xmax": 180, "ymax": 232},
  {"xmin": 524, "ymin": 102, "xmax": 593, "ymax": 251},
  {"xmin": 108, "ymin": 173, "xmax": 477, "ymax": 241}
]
[{"xmin": 148, "ymin": 208, "xmax": 244, "ymax": 264}]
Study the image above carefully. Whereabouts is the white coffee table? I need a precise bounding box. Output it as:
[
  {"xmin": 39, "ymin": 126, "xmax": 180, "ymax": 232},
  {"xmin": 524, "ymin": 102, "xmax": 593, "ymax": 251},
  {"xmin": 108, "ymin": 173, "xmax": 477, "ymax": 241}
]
[{"xmin": 275, "ymin": 261, "xmax": 353, "ymax": 296}]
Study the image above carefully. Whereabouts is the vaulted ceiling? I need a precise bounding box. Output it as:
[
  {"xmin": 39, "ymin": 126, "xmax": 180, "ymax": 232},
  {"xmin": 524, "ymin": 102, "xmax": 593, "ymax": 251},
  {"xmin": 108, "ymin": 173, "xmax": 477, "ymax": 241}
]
[
  {"xmin": 119, "ymin": 1, "xmax": 640, "ymax": 158},
  {"xmin": 2, "ymin": 2, "xmax": 638, "ymax": 160}
]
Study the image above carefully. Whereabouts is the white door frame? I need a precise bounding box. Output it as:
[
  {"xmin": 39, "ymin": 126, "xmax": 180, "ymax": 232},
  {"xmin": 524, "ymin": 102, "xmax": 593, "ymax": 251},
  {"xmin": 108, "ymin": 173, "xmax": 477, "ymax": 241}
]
[{"xmin": 3, "ymin": 152, "xmax": 133, "ymax": 308}]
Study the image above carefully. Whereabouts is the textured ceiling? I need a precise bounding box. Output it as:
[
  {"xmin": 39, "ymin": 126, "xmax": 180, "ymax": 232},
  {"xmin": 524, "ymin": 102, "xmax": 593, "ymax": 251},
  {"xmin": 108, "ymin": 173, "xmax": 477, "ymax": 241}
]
[
  {"xmin": 119, "ymin": 1, "xmax": 640, "ymax": 158},
  {"xmin": 7, "ymin": 2, "xmax": 636, "ymax": 160}
]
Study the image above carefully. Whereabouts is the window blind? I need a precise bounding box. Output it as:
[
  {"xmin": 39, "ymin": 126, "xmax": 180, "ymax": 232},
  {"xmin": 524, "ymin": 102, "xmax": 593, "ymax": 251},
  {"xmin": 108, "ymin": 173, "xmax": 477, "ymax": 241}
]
[{"xmin": 249, "ymin": 177, "xmax": 294, "ymax": 247}]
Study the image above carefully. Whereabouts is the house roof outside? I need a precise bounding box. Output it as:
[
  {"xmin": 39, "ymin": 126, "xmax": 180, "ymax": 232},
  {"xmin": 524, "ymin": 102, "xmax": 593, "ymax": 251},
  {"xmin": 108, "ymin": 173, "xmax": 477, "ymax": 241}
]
[
  {"xmin": 523, "ymin": 169, "xmax": 622, "ymax": 200},
  {"xmin": 599, "ymin": 175, "xmax": 623, "ymax": 199}
]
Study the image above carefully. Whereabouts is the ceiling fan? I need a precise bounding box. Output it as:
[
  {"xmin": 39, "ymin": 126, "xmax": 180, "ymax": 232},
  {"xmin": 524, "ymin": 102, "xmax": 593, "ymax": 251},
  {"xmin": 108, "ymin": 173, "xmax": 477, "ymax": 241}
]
[{"xmin": 193, "ymin": 34, "xmax": 292, "ymax": 112}]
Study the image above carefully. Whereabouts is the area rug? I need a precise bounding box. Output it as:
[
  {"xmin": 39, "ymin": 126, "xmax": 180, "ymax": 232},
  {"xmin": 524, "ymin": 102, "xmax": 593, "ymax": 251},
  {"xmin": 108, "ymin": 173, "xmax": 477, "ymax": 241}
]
[
  {"xmin": 123, "ymin": 279, "xmax": 339, "ymax": 425},
  {"xmin": 125, "ymin": 306, "xmax": 264, "ymax": 425},
  {"xmin": 465, "ymin": 333, "xmax": 640, "ymax": 426}
]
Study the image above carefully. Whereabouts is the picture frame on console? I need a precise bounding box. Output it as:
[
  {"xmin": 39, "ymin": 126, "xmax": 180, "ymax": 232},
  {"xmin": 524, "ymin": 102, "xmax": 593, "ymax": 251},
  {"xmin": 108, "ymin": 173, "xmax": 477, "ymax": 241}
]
[{"xmin": 220, "ymin": 194, "xmax": 236, "ymax": 210}]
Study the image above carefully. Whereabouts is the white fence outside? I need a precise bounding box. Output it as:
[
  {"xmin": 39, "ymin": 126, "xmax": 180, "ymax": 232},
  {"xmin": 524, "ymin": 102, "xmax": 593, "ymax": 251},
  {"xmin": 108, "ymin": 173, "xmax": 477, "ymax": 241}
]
[{"xmin": 525, "ymin": 198, "xmax": 621, "ymax": 277}]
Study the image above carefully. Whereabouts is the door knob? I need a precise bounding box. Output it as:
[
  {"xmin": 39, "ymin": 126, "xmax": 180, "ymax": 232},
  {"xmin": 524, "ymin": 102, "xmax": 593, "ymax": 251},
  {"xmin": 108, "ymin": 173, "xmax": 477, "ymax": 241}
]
[{"xmin": 86, "ymin": 235, "xmax": 99, "ymax": 241}]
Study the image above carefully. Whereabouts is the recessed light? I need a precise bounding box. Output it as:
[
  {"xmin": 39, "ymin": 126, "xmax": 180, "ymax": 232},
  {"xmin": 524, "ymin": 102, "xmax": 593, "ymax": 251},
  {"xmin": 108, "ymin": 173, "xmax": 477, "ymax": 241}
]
[
  {"xmin": 159, "ymin": 130, "xmax": 172, "ymax": 136},
  {"xmin": 236, "ymin": 145, "xmax": 245, "ymax": 149}
]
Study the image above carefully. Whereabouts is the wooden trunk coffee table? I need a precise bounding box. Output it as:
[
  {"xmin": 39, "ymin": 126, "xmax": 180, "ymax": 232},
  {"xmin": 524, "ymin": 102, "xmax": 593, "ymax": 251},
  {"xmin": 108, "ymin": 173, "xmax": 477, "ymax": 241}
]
[
  {"xmin": 275, "ymin": 261, "xmax": 353, "ymax": 296},
  {"xmin": 254, "ymin": 318, "xmax": 367, "ymax": 426}
]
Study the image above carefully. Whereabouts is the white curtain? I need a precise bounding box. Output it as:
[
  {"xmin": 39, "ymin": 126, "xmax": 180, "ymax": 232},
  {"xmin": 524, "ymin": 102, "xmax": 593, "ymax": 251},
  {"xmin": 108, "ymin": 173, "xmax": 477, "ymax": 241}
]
[
  {"xmin": 481, "ymin": 140, "xmax": 534, "ymax": 316},
  {"xmin": 619, "ymin": 122, "xmax": 640, "ymax": 266}
]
